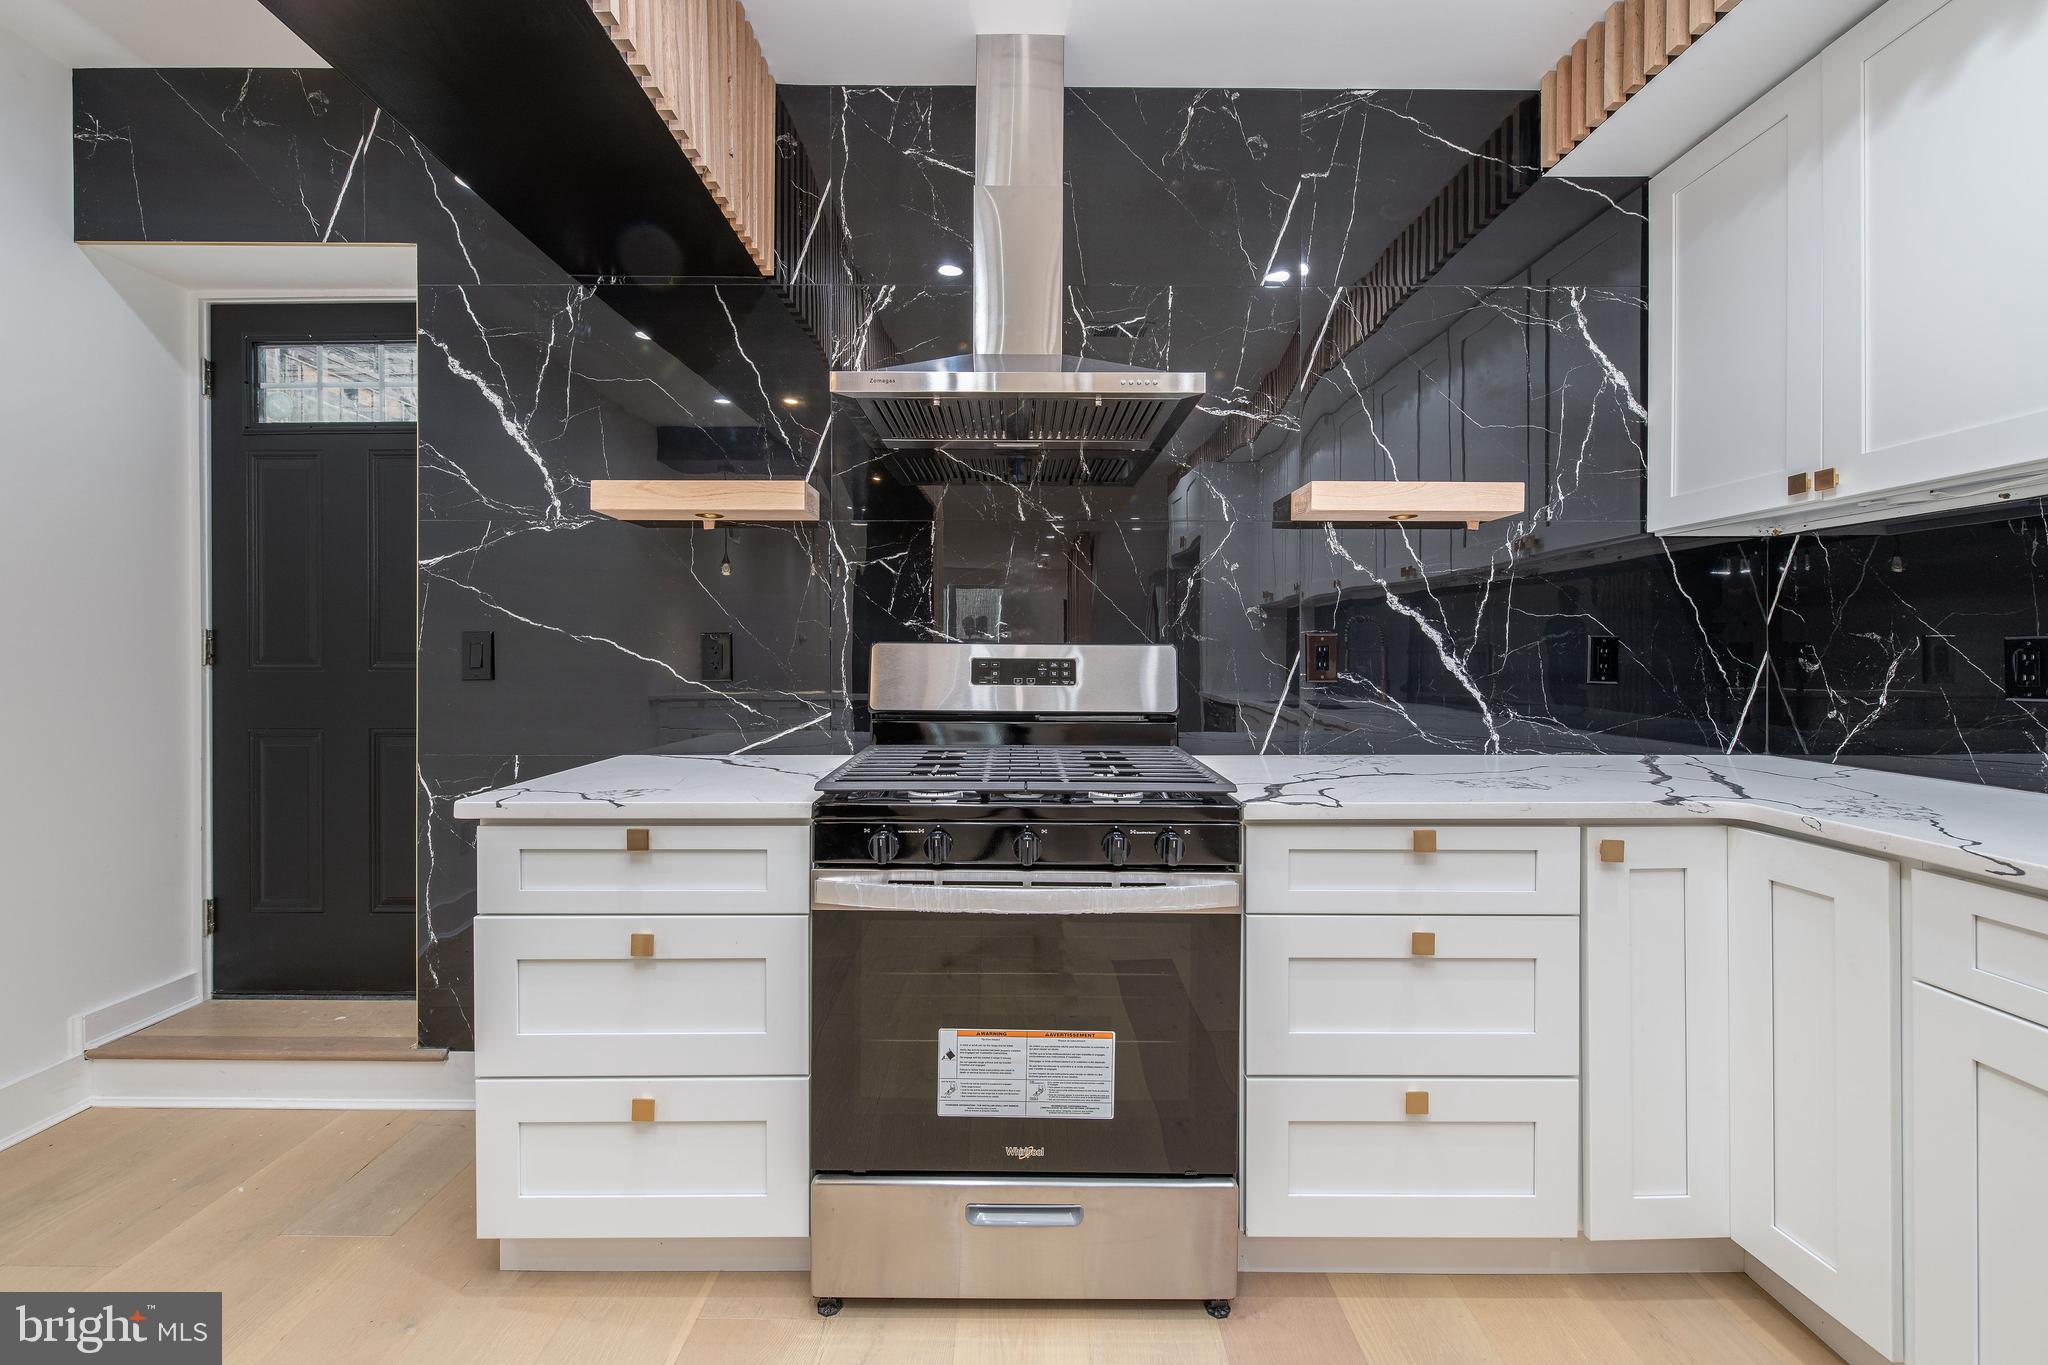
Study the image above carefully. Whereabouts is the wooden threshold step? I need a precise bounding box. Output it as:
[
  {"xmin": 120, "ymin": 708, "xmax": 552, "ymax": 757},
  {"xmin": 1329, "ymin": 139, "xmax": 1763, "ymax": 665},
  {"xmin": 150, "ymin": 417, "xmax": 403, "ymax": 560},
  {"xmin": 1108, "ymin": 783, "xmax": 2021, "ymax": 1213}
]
[{"xmin": 85, "ymin": 998, "xmax": 447, "ymax": 1063}]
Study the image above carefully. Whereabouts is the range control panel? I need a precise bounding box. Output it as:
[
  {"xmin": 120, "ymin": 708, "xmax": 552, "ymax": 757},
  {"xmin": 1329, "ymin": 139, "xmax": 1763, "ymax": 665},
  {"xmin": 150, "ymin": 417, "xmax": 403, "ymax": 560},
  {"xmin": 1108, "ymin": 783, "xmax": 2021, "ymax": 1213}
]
[{"xmin": 972, "ymin": 657, "xmax": 1078, "ymax": 687}]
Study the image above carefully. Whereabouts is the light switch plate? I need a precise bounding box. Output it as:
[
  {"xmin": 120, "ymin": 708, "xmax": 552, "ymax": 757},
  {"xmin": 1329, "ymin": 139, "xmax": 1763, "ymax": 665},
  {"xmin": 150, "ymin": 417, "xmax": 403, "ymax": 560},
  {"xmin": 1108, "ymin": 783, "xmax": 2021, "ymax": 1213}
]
[{"xmin": 461, "ymin": 630, "xmax": 494, "ymax": 681}]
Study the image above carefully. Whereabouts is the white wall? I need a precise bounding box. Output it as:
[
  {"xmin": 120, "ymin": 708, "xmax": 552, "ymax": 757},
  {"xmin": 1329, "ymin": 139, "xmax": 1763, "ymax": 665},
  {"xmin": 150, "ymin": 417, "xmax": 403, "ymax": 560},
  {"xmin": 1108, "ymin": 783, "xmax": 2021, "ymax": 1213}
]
[{"xmin": 0, "ymin": 22, "xmax": 204, "ymax": 1127}]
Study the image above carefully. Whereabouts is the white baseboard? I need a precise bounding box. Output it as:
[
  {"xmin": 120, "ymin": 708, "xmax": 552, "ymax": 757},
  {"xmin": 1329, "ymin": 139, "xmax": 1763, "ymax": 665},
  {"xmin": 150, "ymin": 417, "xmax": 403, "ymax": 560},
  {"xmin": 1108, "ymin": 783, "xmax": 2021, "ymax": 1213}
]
[
  {"xmin": 1240, "ymin": 1236, "xmax": 1746, "ymax": 1274},
  {"xmin": 90, "ymin": 1051, "xmax": 476, "ymax": 1110},
  {"xmin": 0, "ymin": 1055, "xmax": 93, "ymax": 1151},
  {"xmin": 1743, "ymin": 1255, "xmax": 1895, "ymax": 1365},
  {"xmin": 499, "ymin": 1237, "xmax": 810, "ymax": 1272},
  {"xmin": 78, "ymin": 972, "xmax": 203, "ymax": 1051}
]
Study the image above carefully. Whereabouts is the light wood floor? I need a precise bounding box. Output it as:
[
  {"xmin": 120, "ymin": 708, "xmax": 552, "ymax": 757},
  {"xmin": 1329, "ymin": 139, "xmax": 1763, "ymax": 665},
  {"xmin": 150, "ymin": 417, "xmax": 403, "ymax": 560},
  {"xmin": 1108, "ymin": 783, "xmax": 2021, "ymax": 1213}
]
[
  {"xmin": 0, "ymin": 1108, "xmax": 1844, "ymax": 1365},
  {"xmin": 85, "ymin": 999, "xmax": 445, "ymax": 1062}
]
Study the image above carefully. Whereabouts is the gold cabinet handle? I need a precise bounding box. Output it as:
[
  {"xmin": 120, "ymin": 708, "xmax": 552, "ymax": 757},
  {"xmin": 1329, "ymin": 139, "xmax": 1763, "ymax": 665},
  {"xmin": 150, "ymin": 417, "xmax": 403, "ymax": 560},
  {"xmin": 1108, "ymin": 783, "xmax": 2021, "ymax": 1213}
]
[
  {"xmin": 631, "ymin": 1098, "xmax": 656, "ymax": 1123},
  {"xmin": 1787, "ymin": 472, "xmax": 1811, "ymax": 496},
  {"xmin": 1411, "ymin": 931, "xmax": 1436, "ymax": 956},
  {"xmin": 1598, "ymin": 838, "xmax": 1625, "ymax": 864},
  {"xmin": 1813, "ymin": 466, "xmax": 1838, "ymax": 492},
  {"xmin": 1411, "ymin": 829, "xmax": 1438, "ymax": 854},
  {"xmin": 1405, "ymin": 1090, "xmax": 1430, "ymax": 1116},
  {"xmin": 629, "ymin": 932, "xmax": 654, "ymax": 958},
  {"xmin": 626, "ymin": 827, "xmax": 651, "ymax": 852}
]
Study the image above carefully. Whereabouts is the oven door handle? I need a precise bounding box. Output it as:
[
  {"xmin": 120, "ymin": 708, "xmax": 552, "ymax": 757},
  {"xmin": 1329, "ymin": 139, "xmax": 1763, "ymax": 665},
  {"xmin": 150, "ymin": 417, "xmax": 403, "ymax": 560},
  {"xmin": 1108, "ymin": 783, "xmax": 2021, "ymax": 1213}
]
[
  {"xmin": 965, "ymin": 1203, "xmax": 1084, "ymax": 1228},
  {"xmin": 810, "ymin": 872, "xmax": 1242, "ymax": 915}
]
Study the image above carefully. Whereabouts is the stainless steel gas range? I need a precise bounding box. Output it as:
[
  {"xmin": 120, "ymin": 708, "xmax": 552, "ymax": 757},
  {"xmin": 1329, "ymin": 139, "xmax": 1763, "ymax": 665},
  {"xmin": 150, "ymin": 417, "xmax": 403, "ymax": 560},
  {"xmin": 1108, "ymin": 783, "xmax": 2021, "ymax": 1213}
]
[{"xmin": 807, "ymin": 643, "xmax": 1241, "ymax": 1318}]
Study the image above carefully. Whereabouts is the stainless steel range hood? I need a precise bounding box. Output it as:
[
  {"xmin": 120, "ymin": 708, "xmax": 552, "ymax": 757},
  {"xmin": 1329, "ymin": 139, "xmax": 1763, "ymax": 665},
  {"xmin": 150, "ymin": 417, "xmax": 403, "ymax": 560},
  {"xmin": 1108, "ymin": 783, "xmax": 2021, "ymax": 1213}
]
[{"xmin": 830, "ymin": 35, "xmax": 1205, "ymax": 460}]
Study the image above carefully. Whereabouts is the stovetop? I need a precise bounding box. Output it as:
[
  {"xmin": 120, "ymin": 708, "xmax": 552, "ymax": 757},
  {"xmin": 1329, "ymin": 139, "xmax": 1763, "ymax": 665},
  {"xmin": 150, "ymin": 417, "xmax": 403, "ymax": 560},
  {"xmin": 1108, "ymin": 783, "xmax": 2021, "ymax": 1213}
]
[{"xmin": 816, "ymin": 744, "xmax": 1235, "ymax": 795}]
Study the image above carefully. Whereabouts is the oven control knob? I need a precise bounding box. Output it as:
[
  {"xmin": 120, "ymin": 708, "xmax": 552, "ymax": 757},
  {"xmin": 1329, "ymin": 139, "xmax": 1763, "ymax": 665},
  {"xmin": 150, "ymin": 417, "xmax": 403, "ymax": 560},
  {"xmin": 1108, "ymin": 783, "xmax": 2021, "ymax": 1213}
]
[
  {"xmin": 867, "ymin": 827, "xmax": 901, "ymax": 865},
  {"xmin": 925, "ymin": 829, "xmax": 953, "ymax": 865},
  {"xmin": 1156, "ymin": 829, "xmax": 1186, "ymax": 868},
  {"xmin": 1013, "ymin": 829, "xmax": 1042, "ymax": 867},
  {"xmin": 1103, "ymin": 829, "xmax": 1131, "ymax": 868}
]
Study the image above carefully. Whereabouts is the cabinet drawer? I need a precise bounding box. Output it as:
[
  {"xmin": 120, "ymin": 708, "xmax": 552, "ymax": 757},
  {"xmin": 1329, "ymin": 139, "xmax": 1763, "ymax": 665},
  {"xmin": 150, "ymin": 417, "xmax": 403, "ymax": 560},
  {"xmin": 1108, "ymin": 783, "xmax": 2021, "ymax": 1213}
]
[
  {"xmin": 474, "ymin": 915, "xmax": 808, "ymax": 1078},
  {"xmin": 1246, "ymin": 825, "xmax": 1580, "ymax": 915},
  {"xmin": 476, "ymin": 823, "xmax": 808, "ymax": 915},
  {"xmin": 475, "ymin": 1077, "xmax": 808, "ymax": 1240},
  {"xmin": 1244, "ymin": 1077, "xmax": 1579, "ymax": 1238},
  {"xmin": 1912, "ymin": 869, "xmax": 2048, "ymax": 1029},
  {"xmin": 1246, "ymin": 916, "xmax": 1579, "ymax": 1076}
]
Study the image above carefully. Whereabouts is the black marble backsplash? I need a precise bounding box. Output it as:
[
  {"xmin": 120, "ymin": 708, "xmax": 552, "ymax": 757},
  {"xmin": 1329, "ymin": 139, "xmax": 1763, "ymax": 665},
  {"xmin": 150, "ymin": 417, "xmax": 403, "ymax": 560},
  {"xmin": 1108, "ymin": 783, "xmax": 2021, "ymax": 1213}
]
[{"xmin": 74, "ymin": 68, "xmax": 2048, "ymax": 1047}]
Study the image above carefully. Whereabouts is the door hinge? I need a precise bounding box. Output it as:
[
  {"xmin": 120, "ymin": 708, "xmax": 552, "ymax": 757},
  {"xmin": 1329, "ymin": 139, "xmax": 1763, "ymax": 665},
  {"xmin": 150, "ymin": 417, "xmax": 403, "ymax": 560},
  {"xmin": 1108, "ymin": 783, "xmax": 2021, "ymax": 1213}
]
[
  {"xmin": 202, "ymin": 358, "xmax": 216, "ymax": 398},
  {"xmin": 203, "ymin": 899, "xmax": 217, "ymax": 935},
  {"xmin": 202, "ymin": 629, "xmax": 217, "ymax": 667}
]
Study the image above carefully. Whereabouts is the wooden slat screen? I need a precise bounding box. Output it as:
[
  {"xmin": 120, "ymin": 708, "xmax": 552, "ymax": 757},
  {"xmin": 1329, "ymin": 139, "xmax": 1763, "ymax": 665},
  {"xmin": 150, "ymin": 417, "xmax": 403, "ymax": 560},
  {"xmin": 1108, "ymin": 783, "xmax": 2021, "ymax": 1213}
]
[
  {"xmin": 1540, "ymin": 0, "xmax": 1741, "ymax": 167},
  {"xmin": 592, "ymin": 0, "xmax": 776, "ymax": 274}
]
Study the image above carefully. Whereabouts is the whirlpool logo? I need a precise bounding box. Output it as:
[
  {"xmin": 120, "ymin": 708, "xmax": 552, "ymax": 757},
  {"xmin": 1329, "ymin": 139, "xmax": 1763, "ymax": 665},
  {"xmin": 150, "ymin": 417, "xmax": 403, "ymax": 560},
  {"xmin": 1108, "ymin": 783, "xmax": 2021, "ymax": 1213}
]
[
  {"xmin": 1004, "ymin": 1145, "xmax": 1045, "ymax": 1160},
  {"xmin": 7, "ymin": 1293, "xmax": 220, "ymax": 1361}
]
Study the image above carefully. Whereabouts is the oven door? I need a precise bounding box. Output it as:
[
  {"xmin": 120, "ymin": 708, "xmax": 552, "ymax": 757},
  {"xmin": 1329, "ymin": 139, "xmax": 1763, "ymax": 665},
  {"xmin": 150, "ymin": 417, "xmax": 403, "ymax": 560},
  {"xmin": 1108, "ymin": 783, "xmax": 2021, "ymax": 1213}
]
[{"xmin": 811, "ymin": 869, "xmax": 1240, "ymax": 1179}]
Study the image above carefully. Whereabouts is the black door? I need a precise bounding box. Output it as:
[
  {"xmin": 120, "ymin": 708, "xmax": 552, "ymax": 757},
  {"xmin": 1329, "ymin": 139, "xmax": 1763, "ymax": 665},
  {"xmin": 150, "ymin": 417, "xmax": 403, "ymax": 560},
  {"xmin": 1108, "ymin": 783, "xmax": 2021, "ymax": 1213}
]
[{"xmin": 209, "ymin": 303, "xmax": 417, "ymax": 994}]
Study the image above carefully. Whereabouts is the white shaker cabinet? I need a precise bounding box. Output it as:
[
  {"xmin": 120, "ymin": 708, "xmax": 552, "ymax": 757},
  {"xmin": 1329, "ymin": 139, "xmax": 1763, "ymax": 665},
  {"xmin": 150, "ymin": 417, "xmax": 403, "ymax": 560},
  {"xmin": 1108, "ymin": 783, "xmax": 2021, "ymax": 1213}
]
[
  {"xmin": 1647, "ymin": 59, "xmax": 1822, "ymax": 536},
  {"xmin": 1649, "ymin": 0, "xmax": 2048, "ymax": 536},
  {"xmin": 1581, "ymin": 827, "xmax": 1729, "ymax": 1241},
  {"xmin": 1909, "ymin": 983, "xmax": 2048, "ymax": 1365},
  {"xmin": 1819, "ymin": 0, "xmax": 2048, "ymax": 512},
  {"xmin": 1726, "ymin": 830, "xmax": 1900, "ymax": 1360}
]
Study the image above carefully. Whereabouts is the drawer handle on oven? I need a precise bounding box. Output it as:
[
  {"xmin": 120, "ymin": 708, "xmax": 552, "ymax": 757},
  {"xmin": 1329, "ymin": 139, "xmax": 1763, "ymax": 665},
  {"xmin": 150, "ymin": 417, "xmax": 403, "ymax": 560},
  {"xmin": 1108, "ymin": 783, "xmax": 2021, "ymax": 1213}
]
[{"xmin": 966, "ymin": 1203, "xmax": 1084, "ymax": 1229}]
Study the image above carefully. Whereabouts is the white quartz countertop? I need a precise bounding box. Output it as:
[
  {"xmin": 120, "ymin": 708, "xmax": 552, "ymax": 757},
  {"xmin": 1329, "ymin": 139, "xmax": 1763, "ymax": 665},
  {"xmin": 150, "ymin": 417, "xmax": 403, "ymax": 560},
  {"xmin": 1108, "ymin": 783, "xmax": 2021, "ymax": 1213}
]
[
  {"xmin": 453, "ymin": 753, "xmax": 840, "ymax": 822},
  {"xmin": 1207, "ymin": 753, "xmax": 2048, "ymax": 887},
  {"xmin": 455, "ymin": 750, "xmax": 2048, "ymax": 888}
]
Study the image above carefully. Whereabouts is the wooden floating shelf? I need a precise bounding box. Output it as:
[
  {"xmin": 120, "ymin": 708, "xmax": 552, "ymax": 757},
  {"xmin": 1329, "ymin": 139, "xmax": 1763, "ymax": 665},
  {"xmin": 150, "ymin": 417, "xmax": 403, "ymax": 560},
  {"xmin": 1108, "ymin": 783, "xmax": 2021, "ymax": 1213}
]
[
  {"xmin": 1277, "ymin": 481, "xmax": 1527, "ymax": 531},
  {"xmin": 590, "ymin": 478, "xmax": 819, "ymax": 528}
]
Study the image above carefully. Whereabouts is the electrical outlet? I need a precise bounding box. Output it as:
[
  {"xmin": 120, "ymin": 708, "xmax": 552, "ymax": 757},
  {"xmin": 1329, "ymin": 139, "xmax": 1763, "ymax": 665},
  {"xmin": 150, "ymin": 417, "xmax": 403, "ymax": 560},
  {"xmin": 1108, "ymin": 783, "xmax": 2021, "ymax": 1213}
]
[
  {"xmin": 701, "ymin": 631, "xmax": 734, "ymax": 682},
  {"xmin": 1586, "ymin": 635, "xmax": 1621, "ymax": 686},
  {"xmin": 2006, "ymin": 637, "xmax": 2048, "ymax": 701},
  {"xmin": 1920, "ymin": 634, "xmax": 1955, "ymax": 685},
  {"xmin": 461, "ymin": 630, "xmax": 494, "ymax": 681}
]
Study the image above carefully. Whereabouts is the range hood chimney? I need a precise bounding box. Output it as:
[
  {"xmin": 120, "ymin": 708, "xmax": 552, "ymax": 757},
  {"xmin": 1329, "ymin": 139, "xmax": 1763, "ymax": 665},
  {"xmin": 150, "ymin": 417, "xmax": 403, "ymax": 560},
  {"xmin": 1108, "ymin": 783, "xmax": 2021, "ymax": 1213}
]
[{"xmin": 830, "ymin": 34, "xmax": 1205, "ymax": 471}]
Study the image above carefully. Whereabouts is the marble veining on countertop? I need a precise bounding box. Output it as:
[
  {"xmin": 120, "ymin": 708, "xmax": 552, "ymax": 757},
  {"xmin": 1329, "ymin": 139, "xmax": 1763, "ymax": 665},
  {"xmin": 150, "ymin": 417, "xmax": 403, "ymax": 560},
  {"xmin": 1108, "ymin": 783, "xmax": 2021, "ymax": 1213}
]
[
  {"xmin": 1207, "ymin": 753, "xmax": 2048, "ymax": 885},
  {"xmin": 452, "ymin": 753, "xmax": 841, "ymax": 821},
  {"xmin": 457, "ymin": 750, "xmax": 2047, "ymax": 888}
]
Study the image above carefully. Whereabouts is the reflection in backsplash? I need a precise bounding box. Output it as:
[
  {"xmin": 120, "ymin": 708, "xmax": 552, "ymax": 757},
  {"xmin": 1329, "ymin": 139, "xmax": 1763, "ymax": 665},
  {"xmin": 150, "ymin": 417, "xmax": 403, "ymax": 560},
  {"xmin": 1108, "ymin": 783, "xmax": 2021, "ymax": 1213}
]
[{"xmin": 74, "ymin": 69, "xmax": 2048, "ymax": 1046}]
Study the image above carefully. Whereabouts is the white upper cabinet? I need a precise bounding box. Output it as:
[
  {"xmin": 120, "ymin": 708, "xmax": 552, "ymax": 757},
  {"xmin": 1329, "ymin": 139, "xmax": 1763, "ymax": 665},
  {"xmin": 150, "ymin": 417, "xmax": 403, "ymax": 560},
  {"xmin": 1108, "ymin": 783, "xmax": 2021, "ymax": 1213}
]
[
  {"xmin": 1727, "ymin": 830, "xmax": 1900, "ymax": 1360},
  {"xmin": 1819, "ymin": 0, "xmax": 2048, "ymax": 508},
  {"xmin": 1648, "ymin": 59, "xmax": 1823, "ymax": 535},
  {"xmin": 1649, "ymin": 0, "xmax": 2048, "ymax": 535}
]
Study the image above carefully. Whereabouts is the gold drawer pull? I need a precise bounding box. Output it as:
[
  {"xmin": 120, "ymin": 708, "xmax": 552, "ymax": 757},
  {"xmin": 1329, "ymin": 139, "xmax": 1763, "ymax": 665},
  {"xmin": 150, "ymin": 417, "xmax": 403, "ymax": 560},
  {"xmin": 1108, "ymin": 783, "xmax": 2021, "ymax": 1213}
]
[
  {"xmin": 1599, "ymin": 838, "xmax": 1626, "ymax": 864},
  {"xmin": 1787, "ymin": 472, "xmax": 1811, "ymax": 496},
  {"xmin": 1405, "ymin": 1090, "xmax": 1430, "ymax": 1117},
  {"xmin": 1411, "ymin": 931, "xmax": 1436, "ymax": 956},
  {"xmin": 1813, "ymin": 466, "xmax": 1838, "ymax": 492},
  {"xmin": 631, "ymin": 1098, "xmax": 655, "ymax": 1123},
  {"xmin": 629, "ymin": 932, "xmax": 655, "ymax": 958},
  {"xmin": 626, "ymin": 828, "xmax": 651, "ymax": 852},
  {"xmin": 1411, "ymin": 829, "xmax": 1438, "ymax": 854}
]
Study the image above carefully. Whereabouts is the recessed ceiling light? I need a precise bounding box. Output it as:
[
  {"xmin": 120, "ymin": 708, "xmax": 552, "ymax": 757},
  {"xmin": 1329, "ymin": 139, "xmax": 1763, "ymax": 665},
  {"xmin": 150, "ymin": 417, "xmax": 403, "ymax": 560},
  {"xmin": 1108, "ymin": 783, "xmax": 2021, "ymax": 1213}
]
[
  {"xmin": 632, "ymin": 329, "xmax": 651, "ymax": 340},
  {"xmin": 1262, "ymin": 268, "xmax": 1292, "ymax": 285},
  {"xmin": 712, "ymin": 396, "xmax": 731, "ymax": 405},
  {"xmin": 781, "ymin": 396, "xmax": 801, "ymax": 407},
  {"xmin": 937, "ymin": 263, "xmax": 964, "ymax": 277}
]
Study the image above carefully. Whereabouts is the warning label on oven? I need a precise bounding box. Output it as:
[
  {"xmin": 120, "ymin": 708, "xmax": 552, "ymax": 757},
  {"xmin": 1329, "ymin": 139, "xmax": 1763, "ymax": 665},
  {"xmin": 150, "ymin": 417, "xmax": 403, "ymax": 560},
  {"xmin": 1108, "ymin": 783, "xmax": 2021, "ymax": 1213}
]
[{"xmin": 937, "ymin": 1029, "xmax": 1116, "ymax": 1120}]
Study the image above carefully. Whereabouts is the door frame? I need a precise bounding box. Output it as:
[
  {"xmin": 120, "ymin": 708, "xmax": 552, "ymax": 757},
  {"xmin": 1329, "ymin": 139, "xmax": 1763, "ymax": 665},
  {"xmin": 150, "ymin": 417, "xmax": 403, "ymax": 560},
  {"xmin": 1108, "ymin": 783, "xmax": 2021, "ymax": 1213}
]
[{"xmin": 195, "ymin": 285, "xmax": 418, "ymax": 1000}]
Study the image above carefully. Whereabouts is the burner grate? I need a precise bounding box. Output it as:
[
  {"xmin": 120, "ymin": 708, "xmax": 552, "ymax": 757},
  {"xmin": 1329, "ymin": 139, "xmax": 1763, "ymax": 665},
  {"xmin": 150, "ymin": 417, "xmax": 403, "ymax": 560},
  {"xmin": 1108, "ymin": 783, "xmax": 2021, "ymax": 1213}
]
[{"xmin": 817, "ymin": 745, "xmax": 1234, "ymax": 794}]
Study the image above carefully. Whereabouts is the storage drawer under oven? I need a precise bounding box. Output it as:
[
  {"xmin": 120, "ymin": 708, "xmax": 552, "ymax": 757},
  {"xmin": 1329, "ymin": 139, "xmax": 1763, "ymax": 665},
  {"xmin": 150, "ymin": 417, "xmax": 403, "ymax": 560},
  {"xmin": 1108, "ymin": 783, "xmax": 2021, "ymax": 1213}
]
[{"xmin": 810, "ymin": 1175, "xmax": 1237, "ymax": 1300}]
